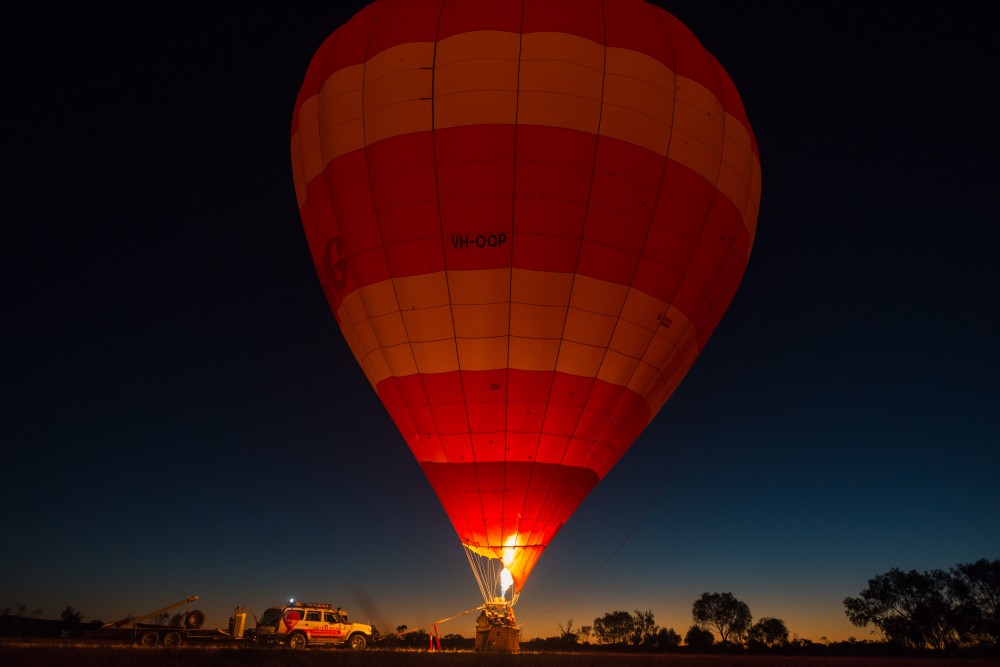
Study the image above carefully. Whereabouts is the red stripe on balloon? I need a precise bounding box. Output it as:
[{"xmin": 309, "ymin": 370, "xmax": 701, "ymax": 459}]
[
  {"xmin": 437, "ymin": 0, "xmax": 522, "ymax": 39},
  {"xmin": 377, "ymin": 370, "xmax": 652, "ymax": 479},
  {"xmin": 419, "ymin": 460, "xmax": 599, "ymax": 542},
  {"xmin": 312, "ymin": 123, "xmax": 750, "ymax": 334}
]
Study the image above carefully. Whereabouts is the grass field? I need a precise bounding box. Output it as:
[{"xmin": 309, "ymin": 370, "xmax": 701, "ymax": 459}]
[{"xmin": 1, "ymin": 640, "xmax": 998, "ymax": 667}]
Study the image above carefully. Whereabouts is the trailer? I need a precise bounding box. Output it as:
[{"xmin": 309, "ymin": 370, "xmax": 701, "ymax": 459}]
[{"xmin": 86, "ymin": 595, "xmax": 254, "ymax": 646}]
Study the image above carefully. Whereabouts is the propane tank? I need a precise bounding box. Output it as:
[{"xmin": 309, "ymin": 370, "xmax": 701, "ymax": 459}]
[{"xmin": 231, "ymin": 606, "xmax": 247, "ymax": 639}]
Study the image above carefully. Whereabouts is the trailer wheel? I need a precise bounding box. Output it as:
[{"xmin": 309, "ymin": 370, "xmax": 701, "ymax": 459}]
[
  {"xmin": 163, "ymin": 631, "xmax": 182, "ymax": 647},
  {"xmin": 348, "ymin": 633, "xmax": 367, "ymax": 650},
  {"xmin": 288, "ymin": 632, "xmax": 308, "ymax": 650},
  {"xmin": 184, "ymin": 610, "xmax": 206, "ymax": 629},
  {"xmin": 138, "ymin": 630, "xmax": 160, "ymax": 647}
]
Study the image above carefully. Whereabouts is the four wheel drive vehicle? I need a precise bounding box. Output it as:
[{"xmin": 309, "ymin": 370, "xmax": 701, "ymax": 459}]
[{"xmin": 257, "ymin": 602, "xmax": 372, "ymax": 649}]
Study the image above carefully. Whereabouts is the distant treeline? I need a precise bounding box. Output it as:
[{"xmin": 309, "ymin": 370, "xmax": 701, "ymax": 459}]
[
  {"xmin": 515, "ymin": 558, "xmax": 998, "ymax": 657},
  {"xmin": 0, "ymin": 615, "xmax": 101, "ymax": 639}
]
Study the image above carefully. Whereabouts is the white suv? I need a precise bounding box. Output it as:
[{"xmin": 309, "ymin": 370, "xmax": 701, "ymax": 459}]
[{"xmin": 257, "ymin": 602, "xmax": 372, "ymax": 649}]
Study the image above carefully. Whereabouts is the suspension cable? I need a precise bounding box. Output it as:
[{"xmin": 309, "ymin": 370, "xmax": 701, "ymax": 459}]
[
  {"xmin": 464, "ymin": 545, "xmax": 520, "ymax": 605},
  {"xmin": 464, "ymin": 546, "xmax": 493, "ymax": 602}
]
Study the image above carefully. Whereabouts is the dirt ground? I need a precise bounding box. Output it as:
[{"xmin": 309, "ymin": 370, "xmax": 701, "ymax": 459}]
[{"xmin": 1, "ymin": 639, "xmax": 997, "ymax": 667}]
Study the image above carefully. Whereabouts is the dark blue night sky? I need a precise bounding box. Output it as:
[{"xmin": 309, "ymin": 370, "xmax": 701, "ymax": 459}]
[{"xmin": 3, "ymin": 2, "xmax": 997, "ymax": 641}]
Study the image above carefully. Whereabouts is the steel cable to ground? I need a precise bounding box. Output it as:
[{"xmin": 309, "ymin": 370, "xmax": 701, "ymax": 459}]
[{"xmin": 525, "ymin": 400, "xmax": 704, "ymax": 626}]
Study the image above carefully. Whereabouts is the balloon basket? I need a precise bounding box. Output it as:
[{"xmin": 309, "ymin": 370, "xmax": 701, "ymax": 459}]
[{"xmin": 475, "ymin": 625, "xmax": 520, "ymax": 653}]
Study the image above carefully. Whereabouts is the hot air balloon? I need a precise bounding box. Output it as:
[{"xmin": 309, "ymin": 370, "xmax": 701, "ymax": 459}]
[{"xmin": 290, "ymin": 0, "xmax": 760, "ymax": 613}]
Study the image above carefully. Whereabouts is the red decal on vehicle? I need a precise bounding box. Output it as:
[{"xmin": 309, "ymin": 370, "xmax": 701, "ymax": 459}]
[{"xmin": 283, "ymin": 611, "xmax": 301, "ymax": 632}]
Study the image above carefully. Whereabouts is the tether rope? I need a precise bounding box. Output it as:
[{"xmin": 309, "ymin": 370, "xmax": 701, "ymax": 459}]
[{"xmin": 397, "ymin": 605, "xmax": 485, "ymax": 635}]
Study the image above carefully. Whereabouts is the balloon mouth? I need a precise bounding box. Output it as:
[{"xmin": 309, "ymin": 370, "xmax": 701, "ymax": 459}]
[{"xmin": 464, "ymin": 535, "xmax": 544, "ymax": 605}]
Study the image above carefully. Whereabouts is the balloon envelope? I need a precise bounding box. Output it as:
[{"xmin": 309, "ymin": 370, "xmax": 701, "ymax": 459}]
[{"xmin": 291, "ymin": 0, "xmax": 760, "ymax": 596}]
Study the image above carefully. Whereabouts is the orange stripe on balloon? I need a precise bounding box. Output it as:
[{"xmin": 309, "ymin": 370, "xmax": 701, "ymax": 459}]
[
  {"xmin": 296, "ymin": 130, "xmax": 749, "ymax": 377},
  {"xmin": 290, "ymin": 3, "xmax": 758, "ymax": 151},
  {"xmin": 336, "ymin": 269, "xmax": 700, "ymax": 417},
  {"xmin": 434, "ymin": 30, "xmax": 519, "ymax": 127},
  {"xmin": 291, "ymin": 31, "xmax": 761, "ymax": 234}
]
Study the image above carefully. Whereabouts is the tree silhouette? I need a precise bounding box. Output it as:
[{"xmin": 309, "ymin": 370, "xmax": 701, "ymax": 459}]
[
  {"xmin": 748, "ymin": 616, "xmax": 788, "ymax": 648},
  {"xmin": 684, "ymin": 625, "xmax": 714, "ymax": 651},
  {"xmin": 654, "ymin": 627, "xmax": 681, "ymax": 650},
  {"xmin": 631, "ymin": 609, "xmax": 658, "ymax": 646},
  {"xmin": 60, "ymin": 607, "xmax": 83, "ymax": 624},
  {"xmin": 844, "ymin": 567, "xmax": 955, "ymax": 649},
  {"xmin": 845, "ymin": 560, "xmax": 1000, "ymax": 650},
  {"xmin": 593, "ymin": 610, "xmax": 634, "ymax": 645},
  {"xmin": 950, "ymin": 558, "xmax": 1000, "ymax": 647},
  {"xmin": 692, "ymin": 592, "xmax": 752, "ymax": 646},
  {"xmin": 557, "ymin": 618, "xmax": 578, "ymax": 641}
]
